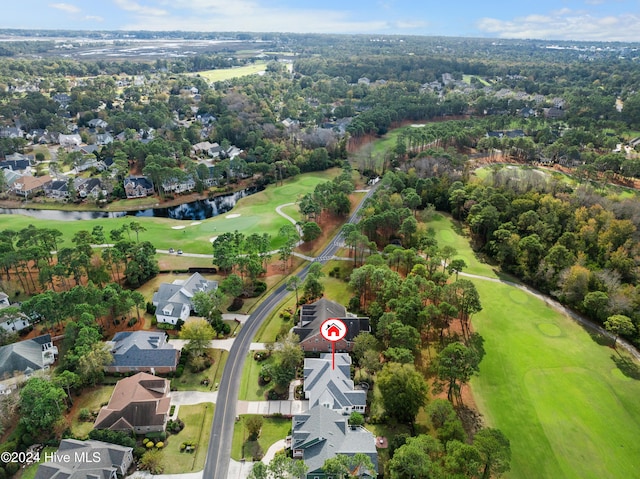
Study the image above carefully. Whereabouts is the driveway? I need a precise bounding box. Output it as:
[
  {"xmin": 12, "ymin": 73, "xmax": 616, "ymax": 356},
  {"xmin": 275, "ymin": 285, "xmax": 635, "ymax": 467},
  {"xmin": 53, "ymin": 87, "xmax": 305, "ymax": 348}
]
[{"xmin": 236, "ymin": 400, "xmax": 309, "ymax": 415}]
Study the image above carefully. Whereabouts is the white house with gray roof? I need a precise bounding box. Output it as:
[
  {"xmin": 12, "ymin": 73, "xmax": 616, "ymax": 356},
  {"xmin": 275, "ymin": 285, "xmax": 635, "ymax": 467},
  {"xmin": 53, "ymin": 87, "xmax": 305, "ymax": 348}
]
[
  {"xmin": 34, "ymin": 439, "xmax": 133, "ymax": 479},
  {"xmin": 291, "ymin": 406, "xmax": 378, "ymax": 479},
  {"xmin": 0, "ymin": 335, "xmax": 57, "ymax": 394},
  {"xmin": 304, "ymin": 353, "xmax": 366, "ymax": 415},
  {"xmin": 152, "ymin": 272, "xmax": 218, "ymax": 325}
]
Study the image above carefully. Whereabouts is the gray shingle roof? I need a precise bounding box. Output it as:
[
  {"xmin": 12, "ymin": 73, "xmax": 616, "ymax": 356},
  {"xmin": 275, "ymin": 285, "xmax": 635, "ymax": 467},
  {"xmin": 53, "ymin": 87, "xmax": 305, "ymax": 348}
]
[
  {"xmin": 152, "ymin": 273, "xmax": 218, "ymax": 313},
  {"xmin": 294, "ymin": 298, "xmax": 370, "ymax": 345},
  {"xmin": 304, "ymin": 354, "xmax": 366, "ymax": 411},
  {"xmin": 292, "ymin": 406, "xmax": 378, "ymax": 475},
  {"xmin": 34, "ymin": 439, "xmax": 133, "ymax": 479},
  {"xmin": 108, "ymin": 331, "xmax": 179, "ymax": 369},
  {"xmin": 0, "ymin": 335, "xmax": 51, "ymax": 378}
]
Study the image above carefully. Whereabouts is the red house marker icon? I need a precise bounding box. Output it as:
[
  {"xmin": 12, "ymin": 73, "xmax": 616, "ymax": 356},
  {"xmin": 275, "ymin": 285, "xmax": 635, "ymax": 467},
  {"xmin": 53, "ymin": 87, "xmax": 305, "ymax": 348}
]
[{"xmin": 320, "ymin": 318, "xmax": 348, "ymax": 370}]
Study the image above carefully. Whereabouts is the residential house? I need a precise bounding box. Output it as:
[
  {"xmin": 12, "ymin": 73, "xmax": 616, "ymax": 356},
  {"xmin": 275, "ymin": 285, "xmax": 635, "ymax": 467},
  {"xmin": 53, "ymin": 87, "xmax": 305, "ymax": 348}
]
[
  {"xmin": 192, "ymin": 141, "xmax": 218, "ymax": 156},
  {"xmin": 162, "ymin": 175, "xmax": 196, "ymax": 194},
  {"xmin": 77, "ymin": 177, "xmax": 106, "ymax": 199},
  {"xmin": 544, "ymin": 107, "xmax": 565, "ymax": 119},
  {"xmin": 87, "ymin": 118, "xmax": 109, "ymax": 129},
  {"xmin": 35, "ymin": 439, "xmax": 133, "ymax": 479},
  {"xmin": 294, "ymin": 298, "xmax": 370, "ymax": 353},
  {"xmin": 44, "ymin": 180, "xmax": 70, "ymax": 199},
  {"xmin": 75, "ymin": 156, "xmax": 100, "ymax": 172},
  {"xmin": 0, "ymin": 127, "xmax": 24, "ymax": 139},
  {"xmin": 0, "ymin": 292, "xmax": 31, "ymax": 333},
  {"xmin": 96, "ymin": 133, "xmax": 114, "ymax": 145},
  {"xmin": 58, "ymin": 133, "xmax": 82, "ymax": 148},
  {"xmin": 0, "ymin": 335, "xmax": 58, "ymax": 394},
  {"xmin": 94, "ymin": 372, "xmax": 170, "ymax": 433},
  {"xmin": 291, "ymin": 406, "xmax": 378, "ymax": 479},
  {"xmin": 152, "ymin": 273, "xmax": 218, "ymax": 325},
  {"xmin": 3, "ymin": 169, "xmax": 22, "ymax": 188},
  {"xmin": 197, "ymin": 113, "xmax": 216, "ymax": 125},
  {"xmin": 0, "ymin": 158, "xmax": 32, "ymax": 174},
  {"xmin": 12, "ymin": 175, "xmax": 52, "ymax": 198},
  {"xmin": 52, "ymin": 93, "xmax": 71, "ymax": 107},
  {"xmin": 357, "ymin": 77, "xmax": 370, "ymax": 86},
  {"xmin": 105, "ymin": 331, "xmax": 180, "ymax": 374},
  {"xmin": 303, "ymin": 354, "xmax": 366, "ymax": 415},
  {"xmin": 123, "ymin": 176, "xmax": 154, "ymax": 198},
  {"xmin": 78, "ymin": 144, "xmax": 99, "ymax": 155}
]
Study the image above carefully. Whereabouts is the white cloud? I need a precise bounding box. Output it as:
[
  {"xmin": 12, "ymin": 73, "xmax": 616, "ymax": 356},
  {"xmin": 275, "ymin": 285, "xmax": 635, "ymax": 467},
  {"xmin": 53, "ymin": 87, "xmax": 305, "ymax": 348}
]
[
  {"xmin": 84, "ymin": 15, "xmax": 104, "ymax": 22},
  {"xmin": 113, "ymin": 0, "xmax": 167, "ymax": 17},
  {"xmin": 119, "ymin": 1, "xmax": 397, "ymax": 34},
  {"xmin": 49, "ymin": 2, "xmax": 81, "ymax": 14},
  {"xmin": 477, "ymin": 9, "xmax": 640, "ymax": 41}
]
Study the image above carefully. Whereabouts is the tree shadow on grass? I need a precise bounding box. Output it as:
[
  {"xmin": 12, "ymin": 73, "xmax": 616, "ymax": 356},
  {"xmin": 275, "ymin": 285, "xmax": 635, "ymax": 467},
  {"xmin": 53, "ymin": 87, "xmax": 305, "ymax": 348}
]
[
  {"xmin": 611, "ymin": 354, "xmax": 640, "ymax": 380},
  {"xmin": 588, "ymin": 330, "xmax": 613, "ymax": 347}
]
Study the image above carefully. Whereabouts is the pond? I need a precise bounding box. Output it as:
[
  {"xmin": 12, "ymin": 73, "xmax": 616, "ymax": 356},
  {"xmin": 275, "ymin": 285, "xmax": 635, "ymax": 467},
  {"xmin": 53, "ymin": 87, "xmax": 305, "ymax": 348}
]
[{"xmin": 0, "ymin": 187, "xmax": 261, "ymax": 221}]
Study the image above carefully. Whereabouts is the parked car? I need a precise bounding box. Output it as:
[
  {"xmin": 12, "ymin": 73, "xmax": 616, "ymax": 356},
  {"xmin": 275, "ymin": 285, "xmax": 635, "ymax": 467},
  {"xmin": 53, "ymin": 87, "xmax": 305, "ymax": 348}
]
[
  {"xmin": 169, "ymin": 248, "xmax": 175, "ymax": 253},
  {"xmin": 177, "ymin": 249, "xmax": 183, "ymax": 255}
]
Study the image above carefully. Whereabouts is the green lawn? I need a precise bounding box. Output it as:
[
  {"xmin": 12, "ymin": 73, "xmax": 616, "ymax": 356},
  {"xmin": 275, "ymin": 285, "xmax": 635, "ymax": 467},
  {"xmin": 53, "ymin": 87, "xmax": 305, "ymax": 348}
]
[
  {"xmin": 230, "ymin": 415, "xmax": 291, "ymax": 461},
  {"xmin": 192, "ymin": 61, "xmax": 268, "ymax": 82},
  {"xmin": 161, "ymin": 403, "xmax": 214, "ymax": 474},
  {"xmin": 171, "ymin": 349, "xmax": 228, "ymax": 392},
  {"xmin": 17, "ymin": 447, "xmax": 56, "ymax": 479},
  {"xmin": 0, "ymin": 170, "xmax": 339, "ymax": 255},
  {"xmin": 68, "ymin": 385, "xmax": 115, "ymax": 438},
  {"xmin": 427, "ymin": 213, "xmax": 498, "ymax": 278},
  {"xmin": 239, "ymin": 352, "xmax": 276, "ymax": 401},
  {"xmin": 470, "ymin": 279, "xmax": 640, "ymax": 479}
]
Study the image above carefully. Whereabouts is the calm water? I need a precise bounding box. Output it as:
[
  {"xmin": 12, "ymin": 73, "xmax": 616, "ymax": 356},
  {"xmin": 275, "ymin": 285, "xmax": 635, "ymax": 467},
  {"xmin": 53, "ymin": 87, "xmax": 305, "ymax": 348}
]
[{"xmin": 0, "ymin": 187, "xmax": 261, "ymax": 221}]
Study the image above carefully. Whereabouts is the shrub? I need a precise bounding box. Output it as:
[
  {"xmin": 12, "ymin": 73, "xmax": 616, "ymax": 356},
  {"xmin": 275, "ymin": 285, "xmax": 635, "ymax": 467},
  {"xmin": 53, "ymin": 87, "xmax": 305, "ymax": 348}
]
[
  {"xmin": 146, "ymin": 441, "xmax": 155, "ymax": 448},
  {"xmin": 175, "ymin": 365, "xmax": 184, "ymax": 377},
  {"xmin": 133, "ymin": 446, "xmax": 147, "ymax": 459},
  {"xmin": 5, "ymin": 463, "xmax": 18, "ymax": 476},
  {"xmin": 169, "ymin": 405, "xmax": 175, "ymax": 416},
  {"xmin": 142, "ymin": 438, "xmax": 150, "ymax": 445},
  {"xmin": 227, "ymin": 297, "xmax": 244, "ymax": 312},
  {"xmin": 78, "ymin": 408, "xmax": 91, "ymax": 421},
  {"xmin": 146, "ymin": 431, "xmax": 167, "ymax": 440},
  {"xmin": 127, "ymin": 317, "xmax": 138, "ymax": 327},
  {"xmin": 253, "ymin": 281, "xmax": 267, "ymax": 295},
  {"xmin": 155, "ymin": 441, "xmax": 164, "ymax": 449},
  {"xmin": 146, "ymin": 302, "xmax": 156, "ymax": 314}
]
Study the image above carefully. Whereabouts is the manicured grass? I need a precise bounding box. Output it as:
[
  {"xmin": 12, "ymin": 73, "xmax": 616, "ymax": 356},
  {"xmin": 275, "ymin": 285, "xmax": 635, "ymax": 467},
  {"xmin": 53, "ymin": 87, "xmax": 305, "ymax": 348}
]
[
  {"xmin": 0, "ymin": 170, "xmax": 339, "ymax": 255},
  {"xmin": 254, "ymin": 295, "xmax": 297, "ymax": 343},
  {"xmin": 230, "ymin": 415, "xmax": 292, "ymax": 461},
  {"xmin": 192, "ymin": 61, "xmax": 268, "ymax": 82},
  {"xmin": 162, "ymin": 403, "xmax": 214, "ymax": 474},
  {"xmin": 238, "ymin": 352, "xmax": 275, "ymax": 401},
  {"xmin": 470, "ymin": 279, "xmax": 640, "ymax": 479},
  {"xmin": 322, "ymin": 261, "xmax": 353, "ymax": 306},
  {"xmin": 171, "ymin": 349, "xmax": 228, "ymax": 392},
  {"xmin": 462, "ymin": 74, "xmax": 491, "ymax": 86},
  {"xmin": 427, "ymin": 213, "xmax": 498, "ymax": 278},
  {"xmin": 68, "ymin": 385, "xmax": 115, "ymax": 438}
]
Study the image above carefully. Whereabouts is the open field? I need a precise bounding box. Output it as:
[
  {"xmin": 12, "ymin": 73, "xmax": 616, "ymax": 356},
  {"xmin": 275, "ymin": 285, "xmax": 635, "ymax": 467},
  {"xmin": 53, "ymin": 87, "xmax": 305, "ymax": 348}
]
[
  {"xmin": 471, "ymin": 279, "xmax": 640, "ymax": 479},
  {"xmin": 0, "ymin": 170, "xmax": 339, "ymax": 254},
  {"xmin": 462, "ymin": 74, "xmax": 491, "ymax": 86},
  {"xmin": 430, "ymin": 217, "xmax": 640, "ymax": 478},
  {"xmin": 192, "ymin": 61, "xmax": 268, "ymax": 82},
  {"xmin": 162, "ymin": 403, "xmax": 214, "ymax": 474},
  {"xmin": 231, "ymin": 415, "xmax": 291, "ymax": 461}
]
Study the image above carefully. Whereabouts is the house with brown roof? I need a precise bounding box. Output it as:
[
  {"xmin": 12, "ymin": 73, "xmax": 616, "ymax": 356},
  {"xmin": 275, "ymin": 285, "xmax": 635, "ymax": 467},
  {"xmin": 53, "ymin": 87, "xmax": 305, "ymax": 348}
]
[
  {"xmin": 293, "ymin": 298, "xmax": 370, "ymax": 353},
  {"xmin": 94, "ymin": 372, "xmax": 170, "ymax": 434},
  {"xmin": 12, "ymin": 175, "xmax": 52, "ymax": 198}
]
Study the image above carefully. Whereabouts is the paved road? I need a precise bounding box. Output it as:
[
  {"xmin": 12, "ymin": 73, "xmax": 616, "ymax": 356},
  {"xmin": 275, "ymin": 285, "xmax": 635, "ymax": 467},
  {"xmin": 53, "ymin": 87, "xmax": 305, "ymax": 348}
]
[{"xmin": 205, "ymin": 184, "xmax": 379, "ymax": 479}]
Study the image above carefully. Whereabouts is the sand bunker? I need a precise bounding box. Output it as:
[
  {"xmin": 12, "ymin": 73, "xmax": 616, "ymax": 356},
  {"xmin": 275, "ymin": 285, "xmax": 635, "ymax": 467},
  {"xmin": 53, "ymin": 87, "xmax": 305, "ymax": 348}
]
[
  {"xmin": 209, "ymin": 236, "xmax": 219, "ymax": 243},
  {"xmin": 190, "ymin": 221, "xmax": 202, "ymax": 226},
  {"xmin": 225, "ymin": 214, "xmax": 241, "ymax": 219},
  {"xmin": 171, "ymin": 225, "xmax": 186, "ymax": 230}
]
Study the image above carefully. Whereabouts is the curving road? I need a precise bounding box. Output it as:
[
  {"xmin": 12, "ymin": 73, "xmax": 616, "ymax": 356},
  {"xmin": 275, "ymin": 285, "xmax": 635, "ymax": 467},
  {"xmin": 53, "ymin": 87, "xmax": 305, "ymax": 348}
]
[{"xmin": 204, "ymin": 184, "xmax": 379, "ymax": 479}]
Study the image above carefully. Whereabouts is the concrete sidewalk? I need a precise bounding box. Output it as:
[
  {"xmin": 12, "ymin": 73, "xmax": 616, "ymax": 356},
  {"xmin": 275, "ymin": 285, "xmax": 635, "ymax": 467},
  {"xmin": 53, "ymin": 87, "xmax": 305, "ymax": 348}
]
[{"xmin": 237, "ymin": 400, "xmax": 309, "ymax": 415}]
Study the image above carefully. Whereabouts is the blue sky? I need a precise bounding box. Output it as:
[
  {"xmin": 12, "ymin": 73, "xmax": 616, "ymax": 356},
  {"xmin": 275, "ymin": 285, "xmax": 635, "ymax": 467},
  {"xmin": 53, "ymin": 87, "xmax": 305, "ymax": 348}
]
[{"xmin": 3, "ymin": 0, "xmax": 640, "ymax": 41}]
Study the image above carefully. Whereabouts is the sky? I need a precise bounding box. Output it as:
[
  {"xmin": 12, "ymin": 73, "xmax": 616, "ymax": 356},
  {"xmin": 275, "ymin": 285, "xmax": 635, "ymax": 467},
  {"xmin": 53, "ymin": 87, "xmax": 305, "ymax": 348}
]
[{"xmin": 3, "ymin": 0, "xmax": 640, "ymax": 42}]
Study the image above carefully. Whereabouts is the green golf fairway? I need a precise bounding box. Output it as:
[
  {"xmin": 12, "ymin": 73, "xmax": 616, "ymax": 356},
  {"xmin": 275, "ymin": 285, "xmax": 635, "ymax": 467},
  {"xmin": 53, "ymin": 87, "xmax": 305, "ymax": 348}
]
[{"xmin": 470, "ymin": 279, "xmax": 640, "ymax": 479}]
